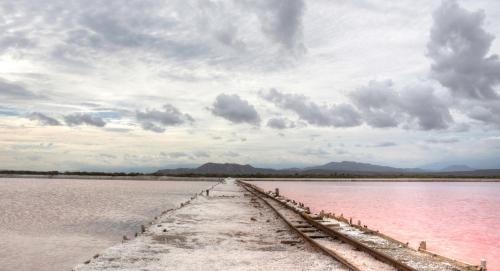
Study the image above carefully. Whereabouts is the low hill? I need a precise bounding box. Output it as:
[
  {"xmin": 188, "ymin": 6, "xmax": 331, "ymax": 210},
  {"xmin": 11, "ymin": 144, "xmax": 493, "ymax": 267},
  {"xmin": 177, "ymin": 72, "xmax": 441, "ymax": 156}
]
[
  {"xmin": 156, "ymin": 163, "xmax": 277, "ymax": 176},
  {"xmin": 155, "ymin": 161, "xmax": 425, "ymax": 176},
  {"xmin": 439, "ymin": 165, "xmax": 475, "ymax": 172},
  {"xmin": 154, "ymin": 161, "xmax": 500, "ymax": 177},
  {"xmin": 305, "ymin": 161, "xmax": 423, "ymax": 173}
]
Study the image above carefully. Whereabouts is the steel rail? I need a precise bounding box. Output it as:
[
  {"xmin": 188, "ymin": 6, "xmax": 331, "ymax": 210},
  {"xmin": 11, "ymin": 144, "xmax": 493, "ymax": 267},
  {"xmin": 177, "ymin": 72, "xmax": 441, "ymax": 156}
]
[
  {"xmin": 240, "ymin": 181, "xmax": 362, "ymax": 271},
  {"xmin": 239, "ymin": 181, "xmax": 419, "ymax": 271}
]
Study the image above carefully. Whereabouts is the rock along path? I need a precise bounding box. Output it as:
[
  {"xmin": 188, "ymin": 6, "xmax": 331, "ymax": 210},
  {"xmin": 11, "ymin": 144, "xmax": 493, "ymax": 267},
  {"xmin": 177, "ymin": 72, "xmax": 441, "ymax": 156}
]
[{"xmin": 74, "ymin": 179, "xmax": 347, "ymax": 271}]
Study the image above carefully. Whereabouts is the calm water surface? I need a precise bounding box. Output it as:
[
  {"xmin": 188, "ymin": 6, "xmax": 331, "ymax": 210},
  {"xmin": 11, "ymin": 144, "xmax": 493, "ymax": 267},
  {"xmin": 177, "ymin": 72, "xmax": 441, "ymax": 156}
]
[
  {"xmin": 253, "ymin": 181, "xmax": 500, "ymax": 270},
  {"xmin": 0, "ymin": 178, "xmax": 214, "ymax": 271}
]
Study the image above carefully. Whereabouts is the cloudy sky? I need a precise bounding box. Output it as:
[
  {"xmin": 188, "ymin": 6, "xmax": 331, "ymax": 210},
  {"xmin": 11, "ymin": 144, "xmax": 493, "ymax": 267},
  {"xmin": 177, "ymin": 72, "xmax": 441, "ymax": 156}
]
[{"xmin": 1, "ymin": 0, "xmax": 500, "ymax": 172}]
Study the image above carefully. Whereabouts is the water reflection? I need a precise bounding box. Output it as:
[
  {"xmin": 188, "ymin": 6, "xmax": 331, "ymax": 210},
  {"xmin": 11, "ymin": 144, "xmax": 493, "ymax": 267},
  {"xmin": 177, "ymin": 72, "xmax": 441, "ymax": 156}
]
[{"xmin": 0, "ymin": 178, "xmax": 214, "ymax": 271}]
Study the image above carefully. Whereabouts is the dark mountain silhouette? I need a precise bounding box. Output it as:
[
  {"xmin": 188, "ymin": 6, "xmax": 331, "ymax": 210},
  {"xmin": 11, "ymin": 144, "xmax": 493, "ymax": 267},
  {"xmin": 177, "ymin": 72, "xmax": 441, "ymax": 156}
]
[
  {"xmin": 156, "ymin": 163, "xmax": 277, "ymax": 175},
  {"xmin": 155, "ymin": 161, "xmax": 500, "ymax": 177},
  {"xmin": 305, "ymin": 161, "xmax": 423, "ymax": 173},
  {"xmin": 155, "ymin": 161, "xmax": 425, "ymax": 176}
]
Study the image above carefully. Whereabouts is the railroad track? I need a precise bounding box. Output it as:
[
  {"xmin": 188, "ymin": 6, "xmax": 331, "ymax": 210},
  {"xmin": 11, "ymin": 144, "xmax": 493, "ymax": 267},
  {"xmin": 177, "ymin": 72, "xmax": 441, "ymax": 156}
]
[{"xmin": 239, "ymin": 181, "xmax": 476, "ymax": 271}]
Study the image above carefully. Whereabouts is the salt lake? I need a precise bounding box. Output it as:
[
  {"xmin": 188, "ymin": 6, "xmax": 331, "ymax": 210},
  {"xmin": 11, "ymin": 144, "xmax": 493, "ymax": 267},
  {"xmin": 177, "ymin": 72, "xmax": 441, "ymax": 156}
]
[
  {"xmin": 252, "ymin": 180, "xmax": 500, "ymax": 270},
  {"xmin": 0, "ymin": 178, "xmax": 214, "ymax": 271}
]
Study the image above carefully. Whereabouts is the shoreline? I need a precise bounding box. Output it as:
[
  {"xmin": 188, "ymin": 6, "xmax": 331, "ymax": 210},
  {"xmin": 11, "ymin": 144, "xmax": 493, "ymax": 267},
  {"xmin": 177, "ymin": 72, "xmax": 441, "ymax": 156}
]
[
  {"xmin": 1, "ymin": 174, "xmax": 499, "ymax": 182},
  {"xmin": 0, "ymin": 174, "xmax": 221, "ymax": 182},
  {"xmin": 244, "ymin": 177, "xmax": 500, "ymax": 182}
]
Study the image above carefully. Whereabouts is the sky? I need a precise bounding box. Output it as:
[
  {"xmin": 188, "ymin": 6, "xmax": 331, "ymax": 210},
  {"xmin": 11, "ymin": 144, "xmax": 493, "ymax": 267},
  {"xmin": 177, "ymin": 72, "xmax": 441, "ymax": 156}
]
[{"xmin": 1, "ymin": 0, "xmax": 500, "ymax": 172}]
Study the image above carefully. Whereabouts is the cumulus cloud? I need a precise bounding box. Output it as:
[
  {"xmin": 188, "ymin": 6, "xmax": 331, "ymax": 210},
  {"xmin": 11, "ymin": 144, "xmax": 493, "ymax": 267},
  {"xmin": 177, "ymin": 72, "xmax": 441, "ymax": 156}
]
[
  {"xmin": 136, "ymin": 104, "xmax": 193, "ymax": 133},
  {"xmin": 267, "ymin": 117, "xmax": 295, "ymax": 129},
  {"xmin": 28, "ymin": 112, "xmax": 61, "ymax": 126},
  {"xmin": 64, "ymin": 113, "xmax": 106, "ymax": 127},
  {"xmin": 398, "ymin": 84, "xmax": 452, "ymax": 130},
  {"xmin": 428, "ymin": 0, "xmax": 500, "ymax": 100},
  {"xmin": 350, "ymin": 80, "xmax": 400, "ymax": 128},
  {"xmin": 140, "ymin": 122, "xmax": 166, "ymax": 133},
  {"xmin": 261, "ymin": 88, "xmax": 362, "ymax": 127},
  {"xmin": 267, "ymin": 118, "xmax": 286, "ymax": 129},
  {"xmin": 350, "ymin": 80, "xmax": 452, "ymax": 130},
  {"xmin": 425, "ymin": 0, "xmax": 500, "ymax": 129},
  {"xmin": 210, "ymin": 94, "xmax": 260, "ymax": 125}
]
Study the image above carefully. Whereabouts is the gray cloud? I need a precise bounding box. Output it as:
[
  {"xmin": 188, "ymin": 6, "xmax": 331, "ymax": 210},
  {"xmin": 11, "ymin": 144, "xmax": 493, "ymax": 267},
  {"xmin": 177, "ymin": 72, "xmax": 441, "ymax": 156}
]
[
  {"xmin": 350, "ymin": 80, "xmax": 452, "ymax": 130},
  {"xmin": 211, "ymin": 94, "xmax": 260, "ymax": 125},
  {"xmin": 73, "ymin": 13, "xmax": 213, "ymax": 63},
  {"xmin": 1, "ymin": 0, "xmax": 305, "ymax": 72},
  {"xmin": 160, "ymin": 151, "xmax": 209, "ymax": 159},
  {"xmin": 261, "ymin": 88, "xmax": 362, "ymax": 127},
  {"xmin": 214, "ymin": 24, "xmax": 246, "ymax": 51},
  {"xmin": 426, "ymin": 138, "xmax": 459, "ymax": 144},
  {"xmin": 267, "ymin": 117, "xmax": 295, "ymax": 129},
  {"xmin": 79, "ymin": 15, "xmax": 154, "ymax": 49},
  {"xmin": 296, "ymin": 147, "xmax": 330, "ymax": 156},
  {"xmin": 104, "ymin": 127, "xmax": 133, "ymax": 133},
  {"xmin": 0, "ymin": 78, "xmax": 42, "ymax": 99},
  {"xmin": 428, "ymin": 0, "xmax": 500, "ymax": 100},
  {"xmin": 252, "ymin": 0, "xmax": 305, "ymax": 53},
  {"xmin": 398, "ymin": 85, "xmax": 452, "ymax": 130},
  {"xmin": 465, "ymin": 100, "xmax": 500, "ymax": 128},
  {"xmin": 0, "ymin": 32, "xmax": 36, "ymax": 53},
  {"xmin": 140, "ymin": 122, "xmax": 166, "ymax": 133},
  {"xmin": 64, "ymin": 113, "xmax": 106, "ymax": 127},
  {"xmin": 350, "ymin": 80, "xmax": 400, "ymax": 128},
  {"xmin": 373, "ymin": 142, "xmax": 397, "ymax": 147},
  {"xmin": 223, "ymin": 151, "xmax": 240, "ymax": 157},
  {"xmin": 193, "ymin": 151, "xmax": 210, "ymax": 158},
  {"xmin": 28, "ymin": 112, "xmax": 61, "ymax": 126},
  {"xmin": 163, "ymin": 152, "xmax": 190, "ymax": 159},
  {"xmin": 267, "ymin": 118, "xmax": 286, "ymax": 129},
  {"xmin": 98, "ymin": 153, "xmax": 117, "ymax": 160},
  {"xmin": 136, "ymin": 104, "xmax": 194, "ymax": 133},
  {"xmin": 10, "ymin": 142, "xmax": 54, "ymax": 150}
]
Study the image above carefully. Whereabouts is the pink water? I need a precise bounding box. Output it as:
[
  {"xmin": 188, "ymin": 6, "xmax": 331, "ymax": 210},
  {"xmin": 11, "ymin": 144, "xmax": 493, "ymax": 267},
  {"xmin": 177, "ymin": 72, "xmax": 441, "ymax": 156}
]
[{"xmin": 253, "ymin": 181, "xmax": 500, "ymax": 270}]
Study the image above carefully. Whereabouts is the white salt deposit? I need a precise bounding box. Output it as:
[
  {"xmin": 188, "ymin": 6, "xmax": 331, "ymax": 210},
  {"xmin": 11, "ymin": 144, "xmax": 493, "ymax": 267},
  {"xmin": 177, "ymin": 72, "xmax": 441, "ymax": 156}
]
[{"xmin": 74, "ymin": 179, "xmax": 347, "ymax": 271}]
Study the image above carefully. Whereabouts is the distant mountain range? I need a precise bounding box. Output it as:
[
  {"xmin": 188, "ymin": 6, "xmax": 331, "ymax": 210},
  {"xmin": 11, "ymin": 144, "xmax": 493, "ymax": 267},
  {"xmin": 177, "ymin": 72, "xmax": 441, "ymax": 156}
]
[
  {"xmin": 155, "ymin": 161, "xmax": 499, "ymax": 177},
  {"xmin": 438, "ymin": 165, "xmax": 476, "ymax": 172},
  {"xmin": 304, "ymin": 161, "xmax": 424, "ymax": 173}
]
